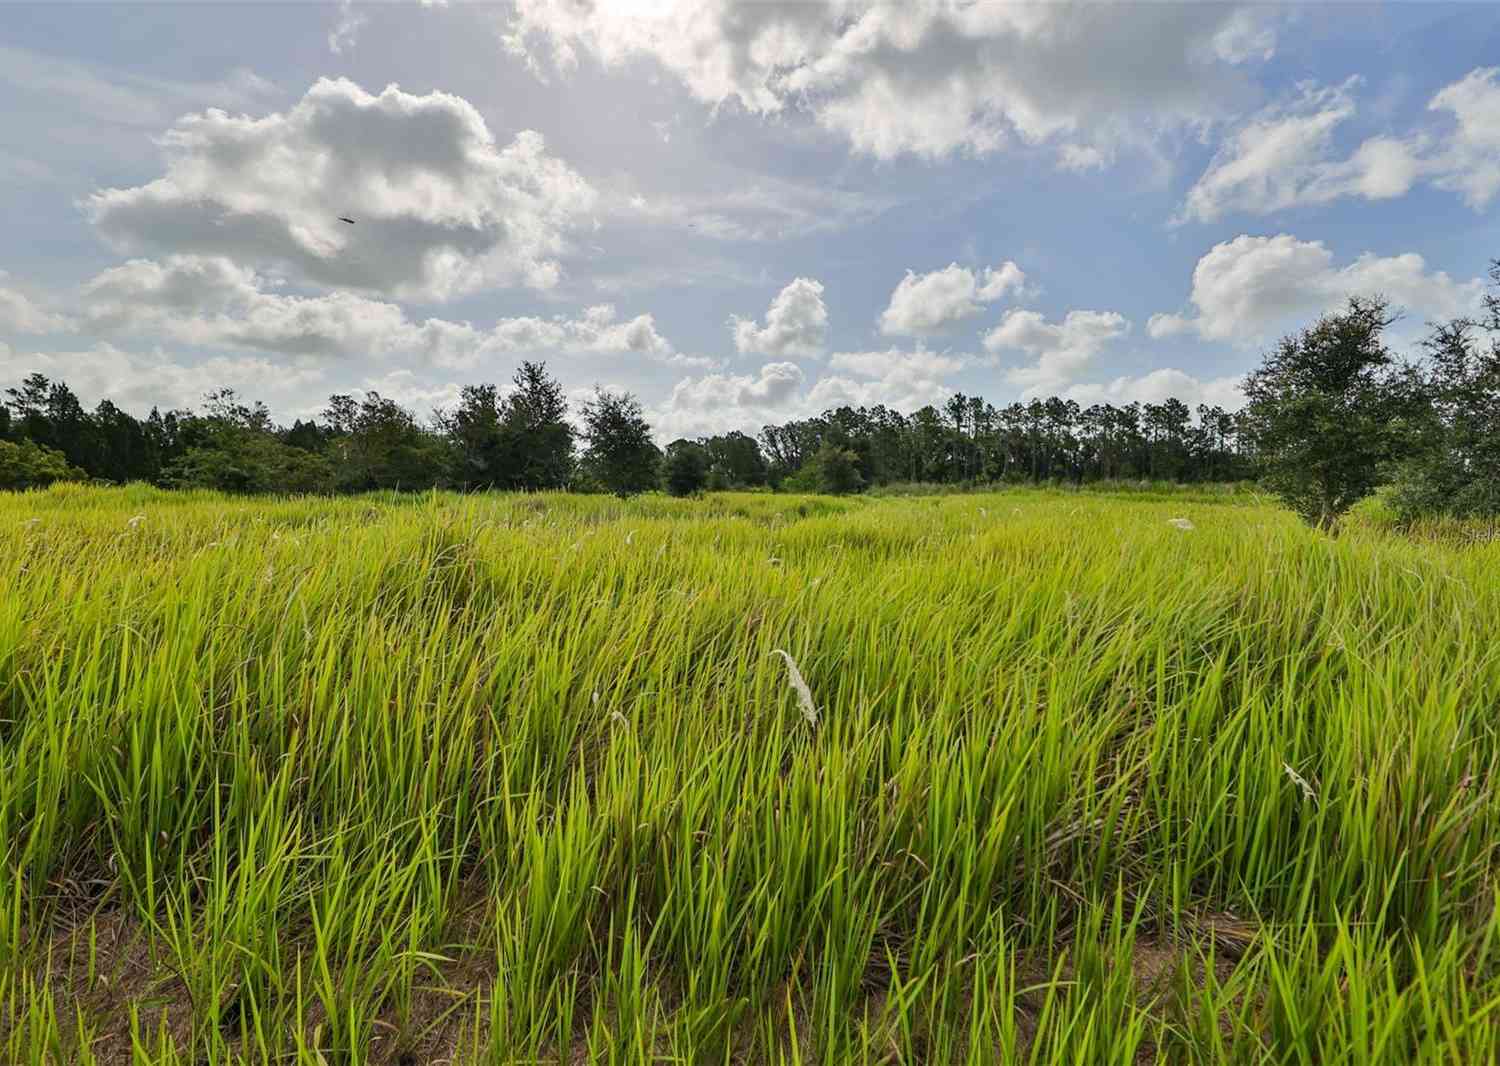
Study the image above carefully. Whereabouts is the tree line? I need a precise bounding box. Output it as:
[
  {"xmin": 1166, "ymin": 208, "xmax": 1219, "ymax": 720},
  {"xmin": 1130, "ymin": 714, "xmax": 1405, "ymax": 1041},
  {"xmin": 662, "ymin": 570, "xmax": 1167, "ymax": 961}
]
[
  {"xmin": 0, "ymin": 362, "xmax": 662, "ymax": 498},
  {"xmin": 3, "ymin": 260, "xmax": 1498, "ymax": 527},
  {"xmin": 0, "ymin": 359, "xmax": 1249, "ymax": 497},
  {"xmin": 753, "ymin": 394, "xmax": 1249, "ymax": 493},
  {"xmin": 0, "ymin": 366, "xmax": 1250, "ymax": 500}
]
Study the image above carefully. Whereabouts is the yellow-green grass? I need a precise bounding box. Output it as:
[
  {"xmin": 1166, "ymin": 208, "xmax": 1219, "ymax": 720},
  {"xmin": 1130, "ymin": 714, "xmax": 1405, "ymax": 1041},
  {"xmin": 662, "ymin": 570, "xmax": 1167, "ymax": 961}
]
[{"xmin": 1, "ymin": 483, "xmax": 1498, "ymax": 1064}]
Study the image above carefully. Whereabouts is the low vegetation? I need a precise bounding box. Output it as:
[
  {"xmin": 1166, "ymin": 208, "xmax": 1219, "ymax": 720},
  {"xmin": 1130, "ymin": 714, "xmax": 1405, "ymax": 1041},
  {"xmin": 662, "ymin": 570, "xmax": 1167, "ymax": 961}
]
[{"xmin": 3, "ymin": 485, "xmax": 1499, "ymax": 1063}]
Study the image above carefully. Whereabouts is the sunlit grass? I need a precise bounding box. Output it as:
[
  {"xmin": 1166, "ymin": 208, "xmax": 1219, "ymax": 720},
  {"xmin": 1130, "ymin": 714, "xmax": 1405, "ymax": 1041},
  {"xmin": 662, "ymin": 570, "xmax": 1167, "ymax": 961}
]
[{"xmin": 2, "ymin": 483, "xmax": 1498, "ymax": 1063}]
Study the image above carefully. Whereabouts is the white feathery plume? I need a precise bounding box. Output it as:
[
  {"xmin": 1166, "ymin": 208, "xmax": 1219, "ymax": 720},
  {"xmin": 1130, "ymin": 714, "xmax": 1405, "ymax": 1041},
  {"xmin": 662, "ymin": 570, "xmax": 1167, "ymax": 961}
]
[{"xmin": 770, "ymin": 649, "xmax": 818, "ymax": 727}]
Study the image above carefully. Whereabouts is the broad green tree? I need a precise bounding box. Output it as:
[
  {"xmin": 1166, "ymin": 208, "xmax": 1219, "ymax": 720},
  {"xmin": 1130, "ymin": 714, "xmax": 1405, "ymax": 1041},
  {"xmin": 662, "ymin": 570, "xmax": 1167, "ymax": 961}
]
[
  {"xmin": 1240, "ymin": 297, "xmax": 1417, "ymax": 530},
  {"xmin": 662, "ymin": 440, "xmax": 709, "ymax": 496},
  {"xmin": 580, "ymin": 388, "xmax": 660, "ymax": 497}
]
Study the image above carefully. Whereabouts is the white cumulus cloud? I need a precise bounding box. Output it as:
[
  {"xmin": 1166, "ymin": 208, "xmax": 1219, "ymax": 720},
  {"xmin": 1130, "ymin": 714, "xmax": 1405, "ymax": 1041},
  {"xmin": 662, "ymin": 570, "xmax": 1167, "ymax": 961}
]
[
  {"xmin": 86, "ymin": 78, "xmax": 597, "ymax": 302},
  {"xmin": 812, "ymin": 346, "xmax": 963, "ymax": 411},
  {"xmin": 731, "ymin": 277, "xmax": 828, "ymax": 358},
  {"xmin": 657, "ymin": 360, "xmax": 807, "ymax": 438},
  {"xmin": 504, "ymin": 1, "xmax": 1276, "ymax": 163},
  {"xmin": 1148, "ymin": 234, "xmax": 1486, "ymax": 343},
  {"xmin": 878, "ymin": 261, "xmax": 1026, "ymax": 336},
  {"xmin": 80, "ymin": 255, "xmax": 698, "ymax": 369},
  {"xmin": 1180, "ymin": 67, "xmax": 1500, "ymax": 222},
  {"xmin": 982, "ymin": 308, "xmax": 1131, "ymax": 397},
  {"xmin": 1428, "ymin": 67, "xmax": 1500, "ymax": 209}
]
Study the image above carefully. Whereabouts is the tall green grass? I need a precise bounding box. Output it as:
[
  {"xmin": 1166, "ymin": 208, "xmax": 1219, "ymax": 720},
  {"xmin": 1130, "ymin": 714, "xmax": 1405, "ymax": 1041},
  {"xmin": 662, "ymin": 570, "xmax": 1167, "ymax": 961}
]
[{"xmin": 2, "ymin": 483, "xmax": 1498, "ymax": 1063}]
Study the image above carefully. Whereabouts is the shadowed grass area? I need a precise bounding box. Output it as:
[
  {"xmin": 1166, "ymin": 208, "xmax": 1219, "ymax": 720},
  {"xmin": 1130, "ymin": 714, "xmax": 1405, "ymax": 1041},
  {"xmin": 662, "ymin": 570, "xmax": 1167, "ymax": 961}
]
[{"xmin": 2, "ymin": 484, "xmax": 1499, "ymax": 1064}]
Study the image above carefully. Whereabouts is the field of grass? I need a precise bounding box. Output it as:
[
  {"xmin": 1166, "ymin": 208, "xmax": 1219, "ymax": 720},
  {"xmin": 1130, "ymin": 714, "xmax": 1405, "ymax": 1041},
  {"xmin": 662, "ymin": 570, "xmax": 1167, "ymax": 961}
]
[{"xmin": 2, "ymin": 484, "xmax": 1499, "ymax": 1064}]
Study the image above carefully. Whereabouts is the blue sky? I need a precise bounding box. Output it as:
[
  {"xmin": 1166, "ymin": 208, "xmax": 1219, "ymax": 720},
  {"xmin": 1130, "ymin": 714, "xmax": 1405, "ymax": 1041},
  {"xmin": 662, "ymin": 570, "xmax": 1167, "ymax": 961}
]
[{"xmin": 2, "ymin": 1, "xmax": 1498, "ymax": 438}]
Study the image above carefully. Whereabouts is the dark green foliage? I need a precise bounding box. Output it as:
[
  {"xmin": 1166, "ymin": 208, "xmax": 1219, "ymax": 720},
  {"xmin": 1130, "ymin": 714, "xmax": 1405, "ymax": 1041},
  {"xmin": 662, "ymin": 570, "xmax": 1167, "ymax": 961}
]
[
  {"xmin": 2, "ymin": 368, "xmax": 564, "ymax": 497},
  {"xmin": 702, "ymin": 431, "xmax": 768, "ymax": 487},
  {"xmin": 163, "ymin": 389, "xmax": 336, "ymax": 494},
  {"xmin": 0, "ymin": 438, "xmax": 84, "ymax": 489},
  {"xmin": 163, "ymin": 441, "xmax": 335, "ymax": 494},
  {"xmin": 1240, "ymin": 297, "xmax": 1419, "ymax": 529},
  {"xmin": 812, "ymin": 443, "xmax": 863, "ymax": 495},
  {"xmin": 0, "ymin": 364, "xmax": 1257, "ymax": 499},
  {"xmin": 443, "ymin": 363, "xmax": 574, "ymax": 491},
  {"xmin": 322, "ymin": 391, "xmax": 452, "ymax": 492},
  {"xmin": 759, "ymin": 395, "xmax": 1251, "ymax": 490},
  {"xmin": 662, "ymin": 440, "xmax": 710, "ymax": 496},
  {"xmin": 90, "ymin": 399, "xmax": 162, "ymax": 483},
  {"xmin": 504, "ymin": 360, "xmax": 575, "ymax": 490},
  {"xmin": 444, "ymin": 383, "xmax": 509, "ymax": 489},
  {"xmin": 284, "ymin": 419, "xmax": 326, "ymax": 452},
  {"xmin": 4, "ymin": 374, "xmax": 92, "ymax": 472},
  {"xmin": 580, "ymin": 388, "xmax": 661, "ymax": 497},
  {"xmin": 1391, "ymin": 263, "xmax": 1500, "ymax": 521}
]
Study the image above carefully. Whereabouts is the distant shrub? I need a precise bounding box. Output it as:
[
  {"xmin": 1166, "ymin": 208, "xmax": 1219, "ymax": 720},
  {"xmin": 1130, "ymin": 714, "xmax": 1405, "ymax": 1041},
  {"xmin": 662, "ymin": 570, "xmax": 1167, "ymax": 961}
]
[
  {"xmin": 812, "ymin": 443, "xmax": 864, "ymax": 495},
  {"xmin": 0, "ymin": 439, "xmax": 85, "ymax": 490},
  {"xmin": 662, "ymin": 442, "xmax": 709, "ymax": 497}
]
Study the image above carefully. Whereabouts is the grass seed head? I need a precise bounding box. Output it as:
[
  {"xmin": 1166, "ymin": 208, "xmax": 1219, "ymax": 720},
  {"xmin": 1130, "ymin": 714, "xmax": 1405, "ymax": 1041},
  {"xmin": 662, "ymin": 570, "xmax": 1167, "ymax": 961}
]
[
  {"xmin": 1282, "ymin": 762, "xmax": 1317, "ymax": 805},
  {"xmin": 770, "ymin": 649, "xmax": 818, "ymax": 727}
]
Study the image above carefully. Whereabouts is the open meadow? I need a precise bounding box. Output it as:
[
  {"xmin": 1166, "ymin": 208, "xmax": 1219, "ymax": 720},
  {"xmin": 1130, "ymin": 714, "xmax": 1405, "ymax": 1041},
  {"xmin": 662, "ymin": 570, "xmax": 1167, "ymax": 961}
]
[{"xmin": 3, "ymin": 484, "xmax": 1500, "ymax": 1064}]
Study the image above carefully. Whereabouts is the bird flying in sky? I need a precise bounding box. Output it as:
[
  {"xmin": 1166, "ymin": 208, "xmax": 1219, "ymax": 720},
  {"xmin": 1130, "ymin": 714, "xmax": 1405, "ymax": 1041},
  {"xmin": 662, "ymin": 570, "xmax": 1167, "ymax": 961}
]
[{"xmin": 338, "ymin": 216, "xmax": 356, "ymax": 225}]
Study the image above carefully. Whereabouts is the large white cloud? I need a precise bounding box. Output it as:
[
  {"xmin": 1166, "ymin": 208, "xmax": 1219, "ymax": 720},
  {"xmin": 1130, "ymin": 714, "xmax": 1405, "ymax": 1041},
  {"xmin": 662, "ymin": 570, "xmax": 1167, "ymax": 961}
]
[
  {"xmin": 504, "ymin": 1, "xmax": 1275, "ymax": 163},
  {"xmin": 1428, "ymin": 67, "xmax": 1500, "ymax": 209},
  {"xmin": 657, "ymin": 360, "xmax": 807, "ymax": 438},
  {"xmin": 86, "ymin": 78, "xmax": 597, "ymax": 302},
  {"xmin": 79, "ymin": 255, "xmax": 699, "ymax": 369},
  {"xmin": 1148, "ymin": 234, "xmax": 1486, "ymax": 343},
  {"xmin": 982, "ymin": 308, "xmax": 1131, "ymax": 397},
  {"xmin": 812, "ymin": 347, "xmax": 962, "ymax": 411},
  {"xmin": 731, "ymin": 277, "xmax": 828, "ymax": 358},
  {"xmin": 877, "ymin": 262, "xmax": 1025, "ymax": 336},
  {"xmin": 0, "ymin": 275, "xmax": 73, "ymax": 334},
  {"xmin": 1179, "ymin": 67, "xmax": 1500, "ymax": 222}
]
